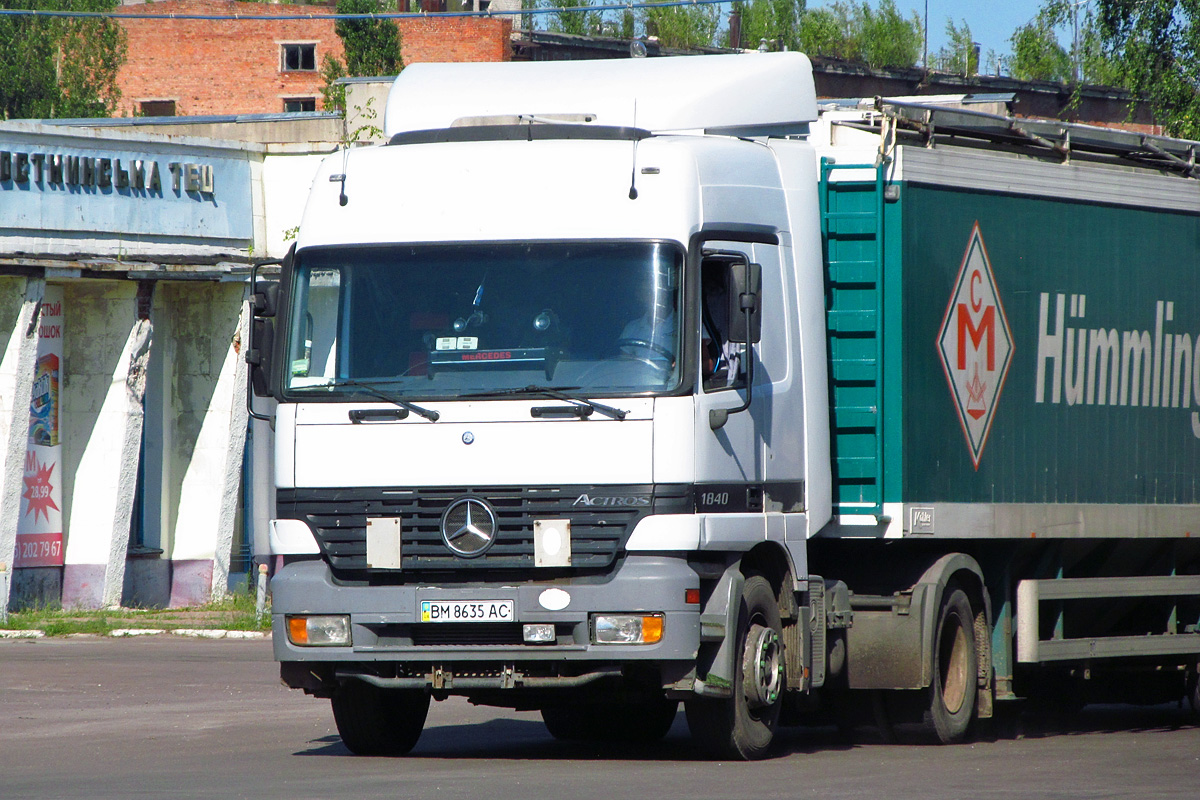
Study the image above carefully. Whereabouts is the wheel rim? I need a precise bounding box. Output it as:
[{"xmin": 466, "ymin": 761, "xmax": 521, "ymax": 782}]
[
  {"xmin": 939, "ymin": 611, "xmax": 971, "ymax": 714},
  {"xmin": 743, "ymin": 622, "xmax": 783, "ymax": 710}
]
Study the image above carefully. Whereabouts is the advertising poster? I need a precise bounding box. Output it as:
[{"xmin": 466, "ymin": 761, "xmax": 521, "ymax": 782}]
[{"xmin": 16, "ymin": 286, "xmax": 64, "ymax": 568}]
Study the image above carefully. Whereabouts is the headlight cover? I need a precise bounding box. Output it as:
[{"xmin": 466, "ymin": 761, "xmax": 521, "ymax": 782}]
[
  {"xmin": 286, "ymin": 614, "xmax": 351, "ymax": 646},
  {"xmin": 591, "ymin": 613, "xmax": 664, "ymax": 645}
]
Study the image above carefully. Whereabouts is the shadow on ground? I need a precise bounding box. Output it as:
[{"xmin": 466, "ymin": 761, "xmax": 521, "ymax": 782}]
[{"xmin": 295, "ymin": 702, "xmax": 1198, "ymax": 761}]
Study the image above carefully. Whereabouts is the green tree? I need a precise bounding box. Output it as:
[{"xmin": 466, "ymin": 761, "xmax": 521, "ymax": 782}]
[
  {"xmin": 641, "ymin": 0, "xmax": 720, "ymax": 48},
  {"xmin": 1009, "ymin": 17, "xmax": 1072, "ymax": 82},
  {"xmin": 1020, "ymin": 0, "xmax": 1120, "ymax": 85},
  {"xmin": 0, "ymin": 0, "xmax": 126, "ymax": 120},
  {"xmin": 855, "ymin": 0, "xmax": 922, "ymax": 70},
  {"xmin": 547, "ymin": 0, "xmax": 603, "ymax": 37},
  {"xmin": 794, "ymin": 2, "xmax": 922, "ymax": 69},
  {"xmin": 319, "ymin": 54, "xmax": 348, "ymax": 114},
  {"xmin": 936, "ymin": 18, "xmax": 979, "ymax": 75},
  {"xmin": 797, "ymin": 7, "xmax": 851, "ymax": 58},
  {"xmin": 321, "ymin": 0, "xmax": 403, "ymax": 113},
  {"xmin": 734, "ymin": 0, "xmax": 806, "ymax": 51},
  {"xmin": 1094, "ymin": 0, "xmax": 1200, "ymax": 136},
  {"xmin": 335, "ymin": 0, "xmax": 403, "ymax": 76}
]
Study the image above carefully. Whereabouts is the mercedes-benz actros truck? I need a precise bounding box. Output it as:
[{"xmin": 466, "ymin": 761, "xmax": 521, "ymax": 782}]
[{"xmin": 248, "ymin": 53, "xmax": 1200, "ymax": 759}]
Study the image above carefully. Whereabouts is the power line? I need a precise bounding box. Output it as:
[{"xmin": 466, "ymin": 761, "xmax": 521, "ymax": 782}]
[{"xmin": 0, "ymin": 0, "xmax": 733, "ymax": 22}]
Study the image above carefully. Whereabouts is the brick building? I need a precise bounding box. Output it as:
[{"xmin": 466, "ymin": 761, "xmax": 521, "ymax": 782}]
[{"xmin": 114, "ymin": 0, "xmax": 512, "ymax": 117}]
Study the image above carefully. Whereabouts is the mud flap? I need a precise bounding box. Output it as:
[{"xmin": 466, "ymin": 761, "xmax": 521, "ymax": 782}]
[{"xmin": 693, "ymin": 563, "xmax": 744, "ymax": 698}]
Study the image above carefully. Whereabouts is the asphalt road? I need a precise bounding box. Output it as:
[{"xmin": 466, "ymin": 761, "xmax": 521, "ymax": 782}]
[{"xmin": 2, "ymin": 636, "xmax": 1198, "ymax": 800}]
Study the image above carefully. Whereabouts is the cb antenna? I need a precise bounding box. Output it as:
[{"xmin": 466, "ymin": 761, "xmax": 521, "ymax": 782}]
[
  {"xmin": 330, "ymin": 137, "xmax": 350, "ymax": 206},
  {"xmin": 628, "ymin": 99, "xmax": 639, "ymax": 200}
]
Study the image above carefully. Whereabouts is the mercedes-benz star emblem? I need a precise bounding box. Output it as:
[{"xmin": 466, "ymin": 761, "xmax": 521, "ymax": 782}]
[{"xmin": 440, "ymin": 497, "xmax": 498, "ymax": 558}]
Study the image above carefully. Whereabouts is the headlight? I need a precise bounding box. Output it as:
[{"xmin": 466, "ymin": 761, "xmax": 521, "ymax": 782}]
[
  {"xmin": 523, "ymin": 623, "xmax": 556, "ymax": 643},
  {"xmin": 592, "ymin": 614, "xmax": 663, "ymax": 645},
  {"xmin": 286, "ymin": 615, "xmax": 351, "ymax": 646}
]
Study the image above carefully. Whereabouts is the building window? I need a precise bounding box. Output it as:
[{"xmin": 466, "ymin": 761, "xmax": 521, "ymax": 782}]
[
  {"xmin": 284, "ymin": 97, "xmax": 317, "ymax": 113},
  {"xmin": 281, "ymin": 43, "xmax": 316, "ymax": 72},
  {"xmin": 139, "ymin": 100, "xmax": 176, "ymax": 117}
]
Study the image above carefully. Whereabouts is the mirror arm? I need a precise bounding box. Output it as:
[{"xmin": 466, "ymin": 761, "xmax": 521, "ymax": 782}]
[
  {"xmin": 247, "ymin": 367, "xmax": 274, "ymax": 424},
  {"xmin": 709, "ymin": 303, "xmax": 756, "ymax": 430}
]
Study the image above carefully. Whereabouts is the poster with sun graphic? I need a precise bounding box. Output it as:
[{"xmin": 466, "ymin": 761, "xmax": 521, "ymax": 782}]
[{"xmin": 16, "ymin": 286, "xmax": 64, "ymax": 569}]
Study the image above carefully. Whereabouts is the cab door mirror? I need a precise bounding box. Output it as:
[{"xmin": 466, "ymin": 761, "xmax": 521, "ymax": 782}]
[
  {"xmin": 726, "ymin": 260, "xmax": 762, "ymax": 344},
  {"xmin": 246, "ymin": 246, "xmax": 290, "ymax": 401},
  {"xmin": 246, "ymin": 313, "xmax": 276, "ymax": 398}
]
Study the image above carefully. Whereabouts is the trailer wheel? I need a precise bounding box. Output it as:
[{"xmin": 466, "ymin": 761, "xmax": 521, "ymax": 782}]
[
  {"xmin": 541, "ymin": 698, "xmax": 679, "ymax": 743},
  {"xmin": 923, "ymin": 586, "xmax": 977, "ymax": 744},
  {"xmin": 686, "ymin": 575, "xmax": 784, "ymax": 760},
  {"xmin": 331, "ymin": 681, "xmax": 430, "ymax": 756}
]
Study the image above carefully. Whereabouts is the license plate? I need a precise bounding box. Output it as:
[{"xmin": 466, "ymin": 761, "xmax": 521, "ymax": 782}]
[{"xmin": 420, "ymin": 600, "xmax": 514, "ymax": 623}]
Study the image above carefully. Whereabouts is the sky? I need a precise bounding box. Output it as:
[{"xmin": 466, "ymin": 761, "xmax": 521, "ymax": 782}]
[{"xmin": 828, "ymin": 1, "xmax": 1053, "ymax": 64}]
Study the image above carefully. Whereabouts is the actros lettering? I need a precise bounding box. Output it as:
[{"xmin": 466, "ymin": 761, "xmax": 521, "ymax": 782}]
[
  {"xmin": 572, "ymin": 494, "xmax": 651, "ymax": 507},
  {"xmin": 1035, "ymin": 293, "xmax": 1200, "ymax": 439}
]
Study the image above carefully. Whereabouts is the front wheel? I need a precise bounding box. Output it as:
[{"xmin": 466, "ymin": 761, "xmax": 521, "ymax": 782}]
[
  {"xmin": 331, "ymin": 681, "xmax": 430, "ymax": 756},
  {"xmin": 922, "ymin": 586, "xmax": 977, "ymax": 743},
  {"xmin": 686, "ymin": 575, "xmax": 785, "ymax": 760}
]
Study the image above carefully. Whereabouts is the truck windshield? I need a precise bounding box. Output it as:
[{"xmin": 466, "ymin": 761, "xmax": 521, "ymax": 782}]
[{"xmin": 284, "ymin": 241, "xmax": 683, "ymax": 398}]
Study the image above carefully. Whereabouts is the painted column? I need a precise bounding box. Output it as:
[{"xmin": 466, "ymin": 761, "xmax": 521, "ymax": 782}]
[
  {"xmin": 161, "ymin": 282, "xmax": 249, "ymax": 606},
  {"xmin": 61, "ymin": 283, "xmax": 151, "ymax": 609},
  {"xmin": 0, "ymin": 276, "xmax": 45, "ymax": 608},
  {"xmin": 208, "ymin": 289, "xmax": 252, "ymax": 600}
]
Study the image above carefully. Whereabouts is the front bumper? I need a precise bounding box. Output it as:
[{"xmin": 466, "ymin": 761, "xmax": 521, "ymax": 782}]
[{"xmin": 272, "ymin": 554, "xmax": 701, "ymax": 669}]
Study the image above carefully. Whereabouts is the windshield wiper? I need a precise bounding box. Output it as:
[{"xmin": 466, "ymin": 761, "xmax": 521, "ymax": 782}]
[
  {"xmin": 331, "ymin": 378, "xmax": 440, "ymax": 422},
  {"xmin": 459, "ymin": 385, "xmax": 628, "ymax": 421}
]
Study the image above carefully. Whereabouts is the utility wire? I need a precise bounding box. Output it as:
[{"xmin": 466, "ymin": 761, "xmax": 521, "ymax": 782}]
[{"xmin": 0, "ymin": 0, "xmax": 733, "ymax": 22}]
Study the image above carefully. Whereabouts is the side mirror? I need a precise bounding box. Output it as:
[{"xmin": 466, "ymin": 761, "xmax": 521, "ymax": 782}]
[
  {"xmin": 246, "ymin": 315, "xmax": 276, "ymax": 398},
  {"xmin": 250, "ymin": 282, "xmax": 279, "ymax": 317},
  {"xmin": 726, "ymin": 261, "xmax": 762, "ymax": 344},
  {"xmin": 246, "ymin": 248, "xmax": 289, "ymax": 402}
]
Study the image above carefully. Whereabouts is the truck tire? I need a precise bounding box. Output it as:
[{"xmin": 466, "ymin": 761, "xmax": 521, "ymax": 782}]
[
  {"xmin": 541, "ymin": 698, "xmax": 679, "ymax": 743},
  {"xmin": 923, "ymin": 586, "xmax": 977, "ymax": 744},
  {"xmin": 331, "ymin": 681, "xmax": 430, "ymax": 756},
  {"xmin": 686, "ymin": 575, "xmax": 784, "ymax": 760}
]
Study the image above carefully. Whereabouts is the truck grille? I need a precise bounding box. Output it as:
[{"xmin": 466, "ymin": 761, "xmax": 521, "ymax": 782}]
[
  {"xmin": 409, "ymin": 623, "xmax": 526, "ymax": 647},
  {"xmin": 278, "ymin": 484, "xmax": 689, "ymax": 577}
]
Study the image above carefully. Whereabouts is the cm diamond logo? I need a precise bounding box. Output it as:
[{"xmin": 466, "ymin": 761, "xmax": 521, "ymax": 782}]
[{"xmin": 937, "ymin": 223, "xmax": 1013, "ymax": 470}]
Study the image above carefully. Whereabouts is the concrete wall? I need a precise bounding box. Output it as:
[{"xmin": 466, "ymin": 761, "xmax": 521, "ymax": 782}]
[
  {"xmin": 24, "ymin": 278, "xmax": 253, "ymax": 609},
  {"xmin": 1, "ymin": 119, "xmax": 335, "ymax": 609},
  {"xmin": 263, "ymin": 152, "xmax": 331, "ymax": 257},
  {"xmin": 343, "ymin": 80, "xmax": 392, "ymax": 145}
]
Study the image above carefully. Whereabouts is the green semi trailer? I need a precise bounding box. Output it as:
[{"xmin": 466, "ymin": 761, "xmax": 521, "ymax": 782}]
[{"xmin": 813, "ymin": 100, "xmax": 1200, "ymax": 734}]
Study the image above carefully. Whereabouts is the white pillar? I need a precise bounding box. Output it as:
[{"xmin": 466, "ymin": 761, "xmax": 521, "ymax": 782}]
[
  {"xmin": 0, "ymin": 277, "xmax": 45, "ymax": 607},
  {"xmin": 209, "ymin": 287, "xmax": 252, "ymax": 600},
  {"xmin": 161, "ymin": 282, "xmax": 250, "ymax": 605},
  {"xmin": 61, "ymin": 283, "xmax": 150, "ymax": 609}
]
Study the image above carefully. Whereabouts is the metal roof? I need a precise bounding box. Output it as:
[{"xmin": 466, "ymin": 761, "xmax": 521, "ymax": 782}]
[{"xmin": 871, "ymin": 98, "xmax": 1200, "ymax": 179}]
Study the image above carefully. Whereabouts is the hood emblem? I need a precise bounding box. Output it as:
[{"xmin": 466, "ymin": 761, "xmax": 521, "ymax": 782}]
[{"xmin": 440, "ymin": 497, "xmax": 498, "ymax": 558}]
